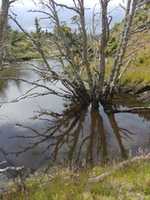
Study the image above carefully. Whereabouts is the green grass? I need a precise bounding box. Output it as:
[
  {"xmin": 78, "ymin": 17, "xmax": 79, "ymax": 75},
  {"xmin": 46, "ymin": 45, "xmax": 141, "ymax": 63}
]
[{"xmin": 2, "ymin": 160, "xmax": 150, "ymax": 200}]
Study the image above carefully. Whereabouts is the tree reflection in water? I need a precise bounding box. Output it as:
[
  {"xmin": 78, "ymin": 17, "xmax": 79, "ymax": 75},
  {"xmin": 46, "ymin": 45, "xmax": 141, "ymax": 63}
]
[
  {"xmin": 14, "ymin": 102, "xmax": 137, "ymax": 168},
  {"xmin": 0, "ymin": 64, "xmax": 30, "ymax": 99}
]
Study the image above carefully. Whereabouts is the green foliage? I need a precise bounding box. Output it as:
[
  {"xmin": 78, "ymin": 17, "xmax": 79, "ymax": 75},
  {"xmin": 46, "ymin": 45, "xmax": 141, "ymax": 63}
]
[
  {"xmin": 7, "ymin": 27, "xmax": 52, "ymax": 61},
  {"xmin": 106, "ymin": 37, "xmax": 118, "ymax": 56},
  {"xmin": 8, "ymin": 30, "xmax": 38, "ymax": 60}
]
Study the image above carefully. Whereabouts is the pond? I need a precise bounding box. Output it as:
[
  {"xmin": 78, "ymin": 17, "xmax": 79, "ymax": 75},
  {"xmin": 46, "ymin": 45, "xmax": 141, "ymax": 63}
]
[{"xmin": 0, "ymin": 60, "xmax": 149, "ymax": 171}]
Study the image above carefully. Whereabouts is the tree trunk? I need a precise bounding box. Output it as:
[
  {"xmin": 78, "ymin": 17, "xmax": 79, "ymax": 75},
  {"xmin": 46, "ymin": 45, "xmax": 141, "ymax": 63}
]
[
  {"xmin": 0, "ymin": 0, "xmax": 9, "ymax": 67},
  {"xmin": 99, "ymin": 1, "xmax": 108, "ymax": 92},
  {"xmin": 105, "ymin": 0, "xmax": 137, "ymax": 98}
]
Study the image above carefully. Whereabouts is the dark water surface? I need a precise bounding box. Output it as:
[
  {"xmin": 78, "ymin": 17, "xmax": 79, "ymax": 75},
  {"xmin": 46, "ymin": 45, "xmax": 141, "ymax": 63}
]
[{"xmin": 0, "ymin": 61, "xmax": 149, "ymax": 170}]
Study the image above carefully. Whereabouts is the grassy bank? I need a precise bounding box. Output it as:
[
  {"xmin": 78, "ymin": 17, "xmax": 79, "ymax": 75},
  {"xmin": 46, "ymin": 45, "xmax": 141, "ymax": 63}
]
[{"xmin": 2, "ymin": 157, "xmax": 150, "ymax": 200}]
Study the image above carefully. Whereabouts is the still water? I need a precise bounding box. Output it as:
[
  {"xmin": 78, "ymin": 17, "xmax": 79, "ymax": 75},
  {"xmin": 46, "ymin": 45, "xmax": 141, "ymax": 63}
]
[{"xmin": 0, "ymin": 60, "xmax": 149, "ymax": 170}]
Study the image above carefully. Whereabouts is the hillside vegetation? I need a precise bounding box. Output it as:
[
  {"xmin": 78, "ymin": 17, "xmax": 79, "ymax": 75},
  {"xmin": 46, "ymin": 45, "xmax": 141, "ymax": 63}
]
[
  {"xmin": 7, "ymin": 29, "xmax": 53, "ymax": 61},
  {"xmin": 107, "ymin": 4, "xmax": 150, "ymax": 86}
]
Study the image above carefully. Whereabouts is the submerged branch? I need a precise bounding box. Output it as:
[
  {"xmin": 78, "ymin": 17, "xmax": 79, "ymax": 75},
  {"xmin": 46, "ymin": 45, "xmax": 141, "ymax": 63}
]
[
  {"xmin": 113, "ymin": 107, "xmax": 150, "ymax": 113},
  {"xmin": 0, "ymin": 166, "xmax": 24, "ymax": 174}
]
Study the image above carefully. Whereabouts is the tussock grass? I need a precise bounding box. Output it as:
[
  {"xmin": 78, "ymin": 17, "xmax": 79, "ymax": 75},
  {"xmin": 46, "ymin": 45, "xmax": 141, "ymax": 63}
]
[{"xmin": 1, "ymin": 160, "xmax": 150, "ymax": 200}]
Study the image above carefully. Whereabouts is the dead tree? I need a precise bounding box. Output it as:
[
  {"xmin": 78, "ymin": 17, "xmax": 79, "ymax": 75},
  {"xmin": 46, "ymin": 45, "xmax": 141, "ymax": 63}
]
[
  {"xmin": 9, "ymin": 0, "xmax": 149, "ymax": 109},
  {"xmin": 0, "ymin": 0, "xmax": 18, "ymax": 67},
  {"xmin": 98, "ymin": 0, "xmax": 109, "ymax": 93},
  {"xmin": 104, "ymin": 0, "xmax": 138, "ymax": 100}
]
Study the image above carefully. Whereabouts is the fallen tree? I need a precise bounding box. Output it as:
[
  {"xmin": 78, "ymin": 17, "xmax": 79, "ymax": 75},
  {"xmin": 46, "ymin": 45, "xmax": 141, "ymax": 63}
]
[{"xmin": 88, "ymin": 152, "xmax": 150, "ymax": 183}]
